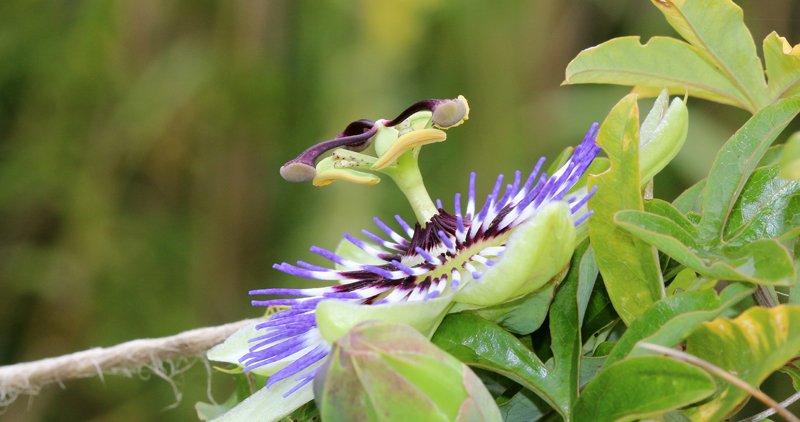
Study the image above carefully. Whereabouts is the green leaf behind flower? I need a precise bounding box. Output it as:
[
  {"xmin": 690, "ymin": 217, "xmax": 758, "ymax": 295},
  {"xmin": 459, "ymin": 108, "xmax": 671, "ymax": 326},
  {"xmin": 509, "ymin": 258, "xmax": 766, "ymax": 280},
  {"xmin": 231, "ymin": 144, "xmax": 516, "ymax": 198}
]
[
  {"xmin": 780, "ymin": 132, "xmax": 800, "ymax": 180},
  {"xmin": 650, "ymin": 0, "xmax": 767, "ymax": 110},
  {"xmin": 432, "ymin": 314, "xmax": 566, "ymax": 416},
  {"xmin": 672, "ymin": 305, "xmax": 800, "ymax": 421},
  {"xmin": 764, "ymin": 32, "xmax": 800, "ymax": 101},
  {"xmin": 615, "ymin": 207, "xmax": 795, "ymax": 285},
  {"xmin": 698, "ymin": 97, "xmax": 800, "ymax": 242},
  {"xmin": 571, "ymin": 356, "xmax": 716, "ymax": 422},
  {"xmin": 603, "ymin": 283, "xmax": 752, "ymax": 368},
  {"xmin": 723, "ymin": 162, "xmax": 800, "ymax": 244},
  {"xmin": 564, "ymin": 36, "xmax": 748, "ymax": 108},
  {"xmin": 588, "ymin": 94, "xmax": 664, "ymax": 325}
]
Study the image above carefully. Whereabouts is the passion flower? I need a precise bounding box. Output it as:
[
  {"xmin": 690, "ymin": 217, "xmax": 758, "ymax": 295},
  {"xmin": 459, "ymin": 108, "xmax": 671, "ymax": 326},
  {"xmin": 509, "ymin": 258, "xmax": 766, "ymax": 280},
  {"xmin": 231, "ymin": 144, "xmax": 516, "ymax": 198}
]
[{"xmin": 207, "ymin": 97, "xmax": 599, "ymax": 422}]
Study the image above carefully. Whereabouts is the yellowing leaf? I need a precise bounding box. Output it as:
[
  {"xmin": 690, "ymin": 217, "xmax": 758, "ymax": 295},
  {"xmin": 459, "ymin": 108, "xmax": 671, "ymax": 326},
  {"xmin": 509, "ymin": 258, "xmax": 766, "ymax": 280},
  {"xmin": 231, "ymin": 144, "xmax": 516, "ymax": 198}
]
[
  {"xmin": 765, "ymin": 31, "xmax": 800, "ymax": 100},
  {"xmin": 565, "ymin": 36, "xmax": 749, "ymax": 109},
  {"xmin": 651, "ymin": 0, "xmax": 767, "ymax": 110},
  {"xmin": 588, "ymin": 94, "xmax": 664, "ymax": 325},
  {"xmin": 681, "ymin": 305, "xmax": 800, "ymax": 422}
]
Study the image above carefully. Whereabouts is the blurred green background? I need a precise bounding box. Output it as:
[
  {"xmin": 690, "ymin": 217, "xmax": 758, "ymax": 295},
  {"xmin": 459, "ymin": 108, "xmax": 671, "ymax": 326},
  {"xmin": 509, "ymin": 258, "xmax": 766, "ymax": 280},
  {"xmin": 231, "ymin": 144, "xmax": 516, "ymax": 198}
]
[{"xmin": 1, "ymin": 0, "xmax": 799, "ymax": 420}]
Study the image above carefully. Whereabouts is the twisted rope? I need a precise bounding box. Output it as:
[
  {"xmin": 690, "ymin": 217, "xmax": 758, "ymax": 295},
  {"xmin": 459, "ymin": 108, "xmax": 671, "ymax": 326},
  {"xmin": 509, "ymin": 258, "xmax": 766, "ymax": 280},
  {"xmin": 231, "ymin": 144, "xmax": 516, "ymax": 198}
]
[{"xmin": 0, "ymin": 319, "xmax": 256, "ymax": 407}]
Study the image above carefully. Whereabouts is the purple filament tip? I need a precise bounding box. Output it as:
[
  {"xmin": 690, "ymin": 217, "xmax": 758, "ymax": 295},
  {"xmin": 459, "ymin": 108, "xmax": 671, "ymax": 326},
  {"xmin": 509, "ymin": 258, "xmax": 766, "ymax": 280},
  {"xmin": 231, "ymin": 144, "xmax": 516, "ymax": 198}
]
[
  {"xmin": 392, "ymin": 260, "xmax": 416, "ymax": 276},
  {"xmin": 363, "ymin": 265, "xmax": 394, "ymax": 279},
  {"xmin": 437, "ymin": 231, "xmax": 455, "ymax": 249},
  {"xmin": 574, "ymin": 210, "xmax": 594, "ymax": 226}
]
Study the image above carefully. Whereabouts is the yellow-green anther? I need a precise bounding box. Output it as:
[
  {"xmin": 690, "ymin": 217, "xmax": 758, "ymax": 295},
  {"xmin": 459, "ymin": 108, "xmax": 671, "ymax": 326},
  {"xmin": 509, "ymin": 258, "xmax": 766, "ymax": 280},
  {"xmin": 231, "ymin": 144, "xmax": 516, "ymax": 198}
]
[
  {"xmin": 779, "ymin": 132, "xmax": 800, "ymax": 180},
  {"xmin": 312, "ymin": 156, "xmax": 381, "ymax": 187},
  {"xmin": 454, "ymin": 201, "xmax": 576, "ymax": 306},
  {"xmin": 432, "ymin": 95, "xmax": 470, "ymax": 129},
  {"xmin": 280, "ymin": 162, "xmax": 317, "ymax": 183},
  {"xmin": 313, "ymin": 321, "xmax": 502, "ymax": 422},
  {"xmin": 639, "ymin": 88, "xmax": 689, "ymax": 186},
  {"xmin": 373, "ymin": 129, "xmax": 448, "ymax": 170}
]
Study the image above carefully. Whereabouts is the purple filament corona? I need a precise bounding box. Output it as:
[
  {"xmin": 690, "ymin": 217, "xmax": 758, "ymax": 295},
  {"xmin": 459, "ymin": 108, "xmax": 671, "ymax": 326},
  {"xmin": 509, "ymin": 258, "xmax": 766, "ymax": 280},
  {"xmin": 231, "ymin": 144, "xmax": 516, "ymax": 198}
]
[{"xmin": 243, "ymin": 124, "xmax": 601, "ymax": 396}]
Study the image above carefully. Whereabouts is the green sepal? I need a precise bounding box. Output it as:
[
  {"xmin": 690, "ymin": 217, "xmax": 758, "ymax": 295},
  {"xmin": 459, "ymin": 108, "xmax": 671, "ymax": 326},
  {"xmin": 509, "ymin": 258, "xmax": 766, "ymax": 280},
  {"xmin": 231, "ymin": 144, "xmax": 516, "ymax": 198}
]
[
  {"xmin": 315, "ymin": 289, "xmax": 455, "ymax": 343},
  {"xmin": 452, "ymin": 279, "xmax": 557, "ymax": 335},
  {"xmin": 209, "ymin": 374, "xmax": 316, "ymax": 422},
  {"xmin": 454, "ymin": 201, "xmax": 576, "ymax": 306}
]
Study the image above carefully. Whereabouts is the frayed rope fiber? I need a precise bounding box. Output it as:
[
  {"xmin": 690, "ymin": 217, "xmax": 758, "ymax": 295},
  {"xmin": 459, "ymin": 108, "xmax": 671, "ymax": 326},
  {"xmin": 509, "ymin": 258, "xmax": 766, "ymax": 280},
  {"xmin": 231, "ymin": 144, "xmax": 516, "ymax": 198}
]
[{"xmin": 0, "ymin": 319, "xmax": 257, "ymax": 406}]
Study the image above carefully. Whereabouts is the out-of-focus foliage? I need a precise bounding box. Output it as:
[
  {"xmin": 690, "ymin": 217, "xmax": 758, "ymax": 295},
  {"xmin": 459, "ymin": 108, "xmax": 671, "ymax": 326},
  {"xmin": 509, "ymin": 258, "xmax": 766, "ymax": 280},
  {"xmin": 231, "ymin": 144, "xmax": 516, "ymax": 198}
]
[{"xmin": 2, "ymin": 0, "xmax": 800, "ymax": 421}]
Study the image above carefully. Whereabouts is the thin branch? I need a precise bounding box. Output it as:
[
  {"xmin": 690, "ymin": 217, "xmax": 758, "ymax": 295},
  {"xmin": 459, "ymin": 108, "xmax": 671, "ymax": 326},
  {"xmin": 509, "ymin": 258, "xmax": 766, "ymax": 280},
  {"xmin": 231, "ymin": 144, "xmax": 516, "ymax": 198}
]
[
  {"xmin": 737, "ymin": 390, "xmax": 800, "ymax": 422},
  {"xmin": 0, "ymin": 318, "xmax": 257, "ymax": 406},
  {"xmin": 638, "ymin": 342, "xmax": 800, "ymax": 422}
]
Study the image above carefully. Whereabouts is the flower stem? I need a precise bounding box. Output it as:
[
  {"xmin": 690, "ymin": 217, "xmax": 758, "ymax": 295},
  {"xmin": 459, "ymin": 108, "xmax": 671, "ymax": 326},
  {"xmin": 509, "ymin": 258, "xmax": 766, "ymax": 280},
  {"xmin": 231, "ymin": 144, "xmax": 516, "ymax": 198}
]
[{"xmin": 382, "ymin": 148, "xmax": 438, "ymax": 224}]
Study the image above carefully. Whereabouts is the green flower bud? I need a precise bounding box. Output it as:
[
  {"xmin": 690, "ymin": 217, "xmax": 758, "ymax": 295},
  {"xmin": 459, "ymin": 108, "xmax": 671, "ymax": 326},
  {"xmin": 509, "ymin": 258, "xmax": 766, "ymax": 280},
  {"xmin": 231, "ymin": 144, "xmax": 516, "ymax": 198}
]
[
  {"xmin": 638, "ymin": 88, "xmax": 689, "ymax": 186},
  {"xmin": 313, "ymin": 321, "xmax": 501, "ymax": 422}
]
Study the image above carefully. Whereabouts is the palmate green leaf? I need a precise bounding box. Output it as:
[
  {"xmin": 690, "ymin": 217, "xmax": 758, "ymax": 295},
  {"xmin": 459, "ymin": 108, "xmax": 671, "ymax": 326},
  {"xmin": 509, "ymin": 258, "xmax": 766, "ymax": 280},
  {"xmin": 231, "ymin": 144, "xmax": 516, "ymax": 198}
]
[
  {"xmin": 651, "ymin": 0, "xmax": 767, "ymax": 111},
  {"xmin": 580, "ymin": 274, "xmax": 618, "ymax": 341},
  {"xmin": 673, "ymin": 180, "xmax": 706, "ymax": 215},
  {"xmin": 665, "ymin": 268, "xmax": 701, "ymax": 295},
  {"xmin": 673, "ymin": 144, "xmax": 784, "ymax": 216},
  {"xmin": 548, "ymin": 241, "xmax": 595, "ymax": 413},
  {"xmin": 588, "ymin": 94, "xmax": 664, "ymax": 325},
  {"xmin": 621, "ymin": 100, "xmax": 799, "ymax": 287},
  {"xmin": 759, "ymin": 144, "xmax": 787, "ymax": 168},
  {"xmin": 678, "ymin": 305, "xmax": 800, "ymax": 421},
  {"xmin": 497, "ymin": 388, "xmax": 552, "ymax": 422},
  {"xmin": 432, "ymin": 243, "xmax": 596, "ymax": 421},
  {"xmin": 579, "ymin": 356, "xmax": 606, "ymax": 388},
  {"xmin": 781, "ymin": 364, "xmax": 800, "ymax": 391},
  {"xmin": 765, "ymin": 32, "xmax": 800, "ymax": 100},
  {"xmin": 432, "ymin": 314, "xmax": 566, "ymax": 416},
  {"xmin": 603, "ymin": 283, "xmax": 753, "ymax": 368},
  {"xmin": 571, "ymin": 356, "xmax": 716, "ymax": 422},
  {"xmin": 615, "ymin": 207, "xmax": 795, "ymax": 285},
  {"xmin": 697, "ymin": 96, "xmax": 800, "ymax": 242},
  {"xmin": 723, "ymin": 162, "xmax": 800, "ymax": 244},
  {"xmin": 564, "ymin": 36, "xmax": 749, "ymax": 109}
]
